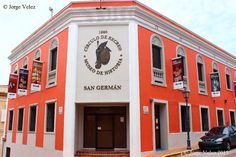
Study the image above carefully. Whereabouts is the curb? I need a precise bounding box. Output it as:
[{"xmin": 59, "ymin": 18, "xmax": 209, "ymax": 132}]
[{"xmin": 162, "ymin": 148, "xmax": 199, "ymax": 157}]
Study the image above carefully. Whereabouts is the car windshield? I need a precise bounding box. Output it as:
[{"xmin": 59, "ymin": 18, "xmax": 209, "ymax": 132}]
[{"xmin": 208, "ymin": 127, "xmax": 229, "ymax": 135}]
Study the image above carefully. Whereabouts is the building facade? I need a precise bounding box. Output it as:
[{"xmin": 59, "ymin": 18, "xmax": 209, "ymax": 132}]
[
  {"xmin": 0, "ymin": 85, "xmax": 7, "ymax": 141},
  {"xmin": 4, "ymin": 1, "xmax": 236, "ymax": 157}
]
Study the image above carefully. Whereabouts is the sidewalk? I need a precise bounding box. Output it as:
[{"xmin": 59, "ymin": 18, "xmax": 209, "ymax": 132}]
[{"xmin": 143, "ymin": 145, "xmax": 199, "ymax": 157}]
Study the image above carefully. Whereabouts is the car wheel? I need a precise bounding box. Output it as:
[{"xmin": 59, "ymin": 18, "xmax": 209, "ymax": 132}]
[{"xmin": 226, "ymin": 142, "xmax": 231, "ymax": 151}]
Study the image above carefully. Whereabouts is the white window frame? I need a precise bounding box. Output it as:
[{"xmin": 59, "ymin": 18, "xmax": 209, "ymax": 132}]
[
  {"xmin": 34, "ymin": 49, "xmax": 41, "ymax": 61},
  {"xmin": 22, "ymin": 57, "xmax": 28, "ymax": 69},
  {"xmin": 212, "ymin": 62, "xmax": 219, "ymax": 72},
  {"xmin": 150, "ymin": 34, "xmax": 166, "ymax": 87},
  {"xmin": 44, "ymin": 99, "xmax": 57, "ymax": 134},
  {"xmin": 176, "ymin": 45, "xmax": 189, "ymax": 90},
  {"xmin": 225, "ymin": 68, "xmax": 232, "ymax": 91},
  {"xmin": 196, "ymin": 55, "xmax": 207, "ymax": 95},
  {"xmin": 8, "ymin": 109, "xmax": 14, "ymax": 132},
  {"xmin": 47, "ymin": 38, "xmax": 59, "ymax": 88},
  {"xmin": 28, "ymin": 104, "xmax": 38, "ymax": 133},
  {"xmin": 13, "ymin": 64, "xmax": 18, "ymax": 74},
  {"xmin": 179, "ymin": 102, "xmax": 192, "ymax": 132},
  {"xmin": 229, "ymin": 109, "xmax": 236, "ymax": 126},
  {"xmin": 17, "ymin": 106, "xmax": 25, "ymax": 133},
  {"xmin": 199, "ymin": 105, "xmax": 210, "ymax": 132},
  {"xmin": 216, "ymin": 108, "xmax": 224, "ymax": 127}
]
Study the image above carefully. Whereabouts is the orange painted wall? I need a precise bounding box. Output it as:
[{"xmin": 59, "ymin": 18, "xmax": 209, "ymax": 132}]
[
  {"xmin": 6, "ymin": 28, "xmax": 68, "ymax": 151},
  {"xmin": 138, "ymin": 25, "xmax": 236, "ymax": 152}
]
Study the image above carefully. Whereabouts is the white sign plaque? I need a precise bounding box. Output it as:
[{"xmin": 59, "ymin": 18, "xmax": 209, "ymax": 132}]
[{"xmin": 77, "ymin": 25, "xmax": 129, "ymax": 102}]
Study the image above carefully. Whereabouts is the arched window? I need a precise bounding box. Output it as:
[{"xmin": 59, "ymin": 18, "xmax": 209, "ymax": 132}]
[
  {"xmin": 22, "ymin": 57, "xmax": 28, "ymax": 69},
  {"xmin": 176, "ymin": 46, "xmax": 188, "ymax": 88},
  {"xmin": 34, "ymin": 49, "xmax": 41, "ymax": 61},
  {"xmin": 197, "ymin": 55, "xmax": 207, "ymax": 94},
  {"xmin": 225, "ymin": 68, "xmax": 232, "ymax": 90},
  {"xmin": 47, "ymin": 38, "xmax": 58, "ymax": 86},
  {"xmin": 212, "ymin": 62, "xmax": 219, "ymax": 72},
  {"xmin": 13, "ymin": 64, "xmax": 18, "ymax": 74},
  {"xmin": 151, "ymin": 35, "xmax": 166, "ymax": 86}
]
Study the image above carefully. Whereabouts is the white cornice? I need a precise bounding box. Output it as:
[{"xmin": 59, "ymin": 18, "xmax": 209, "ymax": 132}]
[{"xmin": 8, "ymin": 6, "xmax": 236, "ymax": 70}]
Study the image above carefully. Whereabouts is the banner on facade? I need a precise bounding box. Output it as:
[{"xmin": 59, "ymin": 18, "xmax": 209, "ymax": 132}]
[
  {"xmin": 18, "ymin": 69, "xmax": 29, "ymax": 96},
  {"xmin": 31, "ymin": 61, "xmax": 43, "ymax": 91},
  {"xmin": 8, "ymin": 74, "xmax": 18, "ymax": 99},
  {"xmin": 210, "ymin": 72, "xmax": 220, "ymax": 97},
  {"xmin": 172, "ymin": 57, "xmax": 184, "ymax": 89}
]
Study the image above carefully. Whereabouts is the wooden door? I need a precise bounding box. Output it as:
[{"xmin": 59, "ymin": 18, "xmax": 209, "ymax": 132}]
[
  {"xmin": 155, "ymin": 105, "xmax": 161, "ymax": 149},
  {"xmin": 84, "ymin": 115, "xmax": 96, "ymax": 148},
  {"xmin": 96, "ymin": 115, "xmax": 113, "ymax": 149},
  {"xmin": 114, "ymin": 115, "xmax": 126, "ymax": 148}
]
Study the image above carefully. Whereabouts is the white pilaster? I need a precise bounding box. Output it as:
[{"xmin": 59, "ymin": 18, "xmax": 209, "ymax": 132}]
[
  {"xmin": 129, "ymin": 21, "xmax": 141, "ymax": 157},
  {"xmin": 63, "ymin": 23, "xmax": 78, "ymax": 157}
]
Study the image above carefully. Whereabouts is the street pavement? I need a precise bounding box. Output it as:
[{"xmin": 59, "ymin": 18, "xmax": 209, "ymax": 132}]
[{"xmin": 183, "ymin": 148, "xmax": 236, "ymax": 157}]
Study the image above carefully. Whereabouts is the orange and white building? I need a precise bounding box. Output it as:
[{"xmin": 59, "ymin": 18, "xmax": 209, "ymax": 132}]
[{"xmin": 4, "ymin": 1, "xmax": 236, "ymax": 157}]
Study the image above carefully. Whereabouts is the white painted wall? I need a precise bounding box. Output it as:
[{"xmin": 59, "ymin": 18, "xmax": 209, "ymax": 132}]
[
  {"xmin": 168, "ymin": 132, "xmax": 205, "ymax": 149},
  {"xmin": 129, "ymin": 21, "xmax": 141, "ymax": 157},
  {"xmin": 27, "ymin": 133, "xmax": 36, "ymax": 146},
  {"xmin": 44, "ymin": 134, "xmax": 55, "ymax": 150},
  {"xmin": 3, "ymin": 143, "xmax": 62, "ymax": 157},
  {"xmin": 63, "ymin": 23, "xmax": 79, "ymax": 157}
]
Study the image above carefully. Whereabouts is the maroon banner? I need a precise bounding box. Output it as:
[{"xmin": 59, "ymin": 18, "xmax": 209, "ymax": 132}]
[
  {"xmin": 172, "ymin": 57, "xmax": 184, "ymax": 89},
  {"xmin": 31, "ymin": 61, "xmax": 43, "ymax": 91},
  {"xmin": 8, "ymin": 74, "xmax": 18, "ymax": 99}
]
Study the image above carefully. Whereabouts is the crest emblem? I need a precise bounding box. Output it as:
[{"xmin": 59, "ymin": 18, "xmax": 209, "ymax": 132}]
[{"xmin": 95, "ymin": 41, "xmax": 111, "ymax": 69}]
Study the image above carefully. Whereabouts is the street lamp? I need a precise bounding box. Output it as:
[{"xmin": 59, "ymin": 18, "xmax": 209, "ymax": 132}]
[{"xmin": 182, "ymin": 87, "xmax": 191, "ymax": 150}]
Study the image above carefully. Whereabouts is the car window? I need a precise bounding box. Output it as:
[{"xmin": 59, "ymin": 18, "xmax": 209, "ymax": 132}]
[
  {"xmin": 223, "ymin": 127, "xmax": 229, "ymax": 135},
  {"xmin": 229, "ymin": 127, "xmax": 234, "ymax": 134},
  {"xmin": 232, "ymin": 126, "xmax": 236, "ymax": 132}
]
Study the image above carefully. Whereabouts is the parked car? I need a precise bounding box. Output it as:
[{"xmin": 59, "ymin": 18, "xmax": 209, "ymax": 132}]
[{"xmin": 199, "ymin": 126, "xmax": 236, "ymax": 151}]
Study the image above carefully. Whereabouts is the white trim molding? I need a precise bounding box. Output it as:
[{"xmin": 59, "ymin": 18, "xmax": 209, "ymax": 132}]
[
  {"xmin": 216, "ymin": 107, "xmax": 225, "ymax": 126},
  {"xmin": 199, "ymin": 105, "xmax": 211, "ymax": 132},
  {"xmin": 229, "ymin": 109, "xmax": 236, "ymax": 126},
  {"xmin": 151, "ymin": 98, "xmax": 169, "ymax": 151},
  {"xmin": 178, "ymin": 102, "xmax": 192, "ymax": 132}
]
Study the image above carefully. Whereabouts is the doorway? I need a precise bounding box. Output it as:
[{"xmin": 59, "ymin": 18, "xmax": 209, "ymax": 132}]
[
  {"xmin": 155, "ymin": 105, "xmax": 161, "ymax": 149},
  {"xmin": 152, "ymin": 101, "xmax": 169, "ymax": 151},
  {"xmin": 83, "ymin": 106, "xmax": 127, "ymax": 150},
  {"xmin": 96, "ymin": 115, "xmax": 113, "ymax": 149}
]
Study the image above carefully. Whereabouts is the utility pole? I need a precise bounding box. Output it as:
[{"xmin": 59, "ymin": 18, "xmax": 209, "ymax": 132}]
[{"xmin": 96, "ymin": 0, "xmax": 106, "ymax": 10}]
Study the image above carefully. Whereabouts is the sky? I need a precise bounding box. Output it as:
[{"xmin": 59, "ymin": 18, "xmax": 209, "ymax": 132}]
[{"xmin": 0, "ymin": 0, "xmax": 236, "ymax": 85}]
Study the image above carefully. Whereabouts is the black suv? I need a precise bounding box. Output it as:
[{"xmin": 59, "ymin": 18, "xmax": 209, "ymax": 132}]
[{"xmin": 199, "ymin": 126, "xmax": 236, "ymax": 151}]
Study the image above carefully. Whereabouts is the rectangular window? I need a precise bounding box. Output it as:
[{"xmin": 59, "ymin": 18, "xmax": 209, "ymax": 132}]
[
  {"xmin": 29, "ymin": 106, "xmax": 37, "ymax": 132},
  {"xmin": 50, "ymin": 48, "xmax": 57, "ymax": 71},
  {"xmin": 152, "ymin": 45, "xmax": 162, "ymax": 69},
  {"xmin": 201, "ymin": 108, "xmax": 209, "ymax": 131},
  {"xmin": 8, "ymin": 110, "xmax": 14, "ymax": 131},
  {"xmin": 230, "ymin": 111, "xmax": 235, "ymax": 126},
  {"xmin": 17, "ymin": 108, "xmax": 24, "ymax": 131},
  {"xmin": 180, "ymin": 106, "xmax": 190, "ymax": 132},
  {"xmin": 226, "ymin": 74, "xmax": 231, "ymax": 89},
  {"xmin": 197, "ymin": 63, "xmax": 203, "ymax": 81},
  {"xmin": 217, "ymin": 109, "xmax": 224, "ymax": 126},
  {"xmin": 46, "ymin": 102, "xmax": 55, "ymax": 132}
]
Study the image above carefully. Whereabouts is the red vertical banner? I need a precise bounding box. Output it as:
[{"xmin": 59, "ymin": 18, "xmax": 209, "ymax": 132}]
[
  {"xmin": 31, "ymin": 61, "xmax": 43, "ymax": 91},
  {"xmin": 8, "ymin": 74, "xmax": 18, "ymax": 99},
  {"xmin": 172, "ymin": 57, "xmax": 184, "ymax": 89}
]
